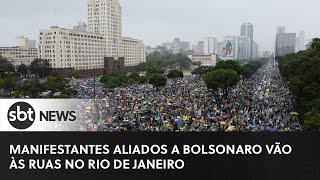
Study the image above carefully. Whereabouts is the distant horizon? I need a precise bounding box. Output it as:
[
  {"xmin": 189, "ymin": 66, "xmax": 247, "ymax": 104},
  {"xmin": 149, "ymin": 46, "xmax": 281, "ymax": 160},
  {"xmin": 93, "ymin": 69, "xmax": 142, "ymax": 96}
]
[{"xmin": 1, "ymin": 0, "xmax": 319, "ymax": 52}]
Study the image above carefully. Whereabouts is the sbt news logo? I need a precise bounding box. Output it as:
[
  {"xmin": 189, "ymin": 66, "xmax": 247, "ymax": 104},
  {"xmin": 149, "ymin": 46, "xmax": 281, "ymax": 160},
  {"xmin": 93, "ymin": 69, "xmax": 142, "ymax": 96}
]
[{"xmin": 7, "ymin": 102, "xmax": 76, "ymax": 130}]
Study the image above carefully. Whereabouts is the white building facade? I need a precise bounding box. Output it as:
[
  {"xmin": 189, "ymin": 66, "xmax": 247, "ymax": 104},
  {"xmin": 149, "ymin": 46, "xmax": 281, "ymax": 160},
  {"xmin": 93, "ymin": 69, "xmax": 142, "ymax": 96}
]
[
  {"xmin": 87, "ymin": 0, "xmax": 123, "ymax": 58},
  {"xmin": 204, "ymin": 37, "xmax": 217, "ymax": 54},
  {"xmin": 238, "ymin": 36, "xmax": 251, "ymax": 60},
  {"xmin": 38, "ymin": 26, "xmax": 106, "ymax": 70},
  {"xmin": 0, "ymin": 47, "xmax": 37, "ymax": 66},
  {"xmin": 122, "ymin": 37, "xmax": 146, "ymax": 66},
  {"xmin": 172, "ymin": 38, "xmax": 180, "ymax": 54},
  {"xmin": 192, "ymin": 54, "xmax": 217, "ymax": 66}
]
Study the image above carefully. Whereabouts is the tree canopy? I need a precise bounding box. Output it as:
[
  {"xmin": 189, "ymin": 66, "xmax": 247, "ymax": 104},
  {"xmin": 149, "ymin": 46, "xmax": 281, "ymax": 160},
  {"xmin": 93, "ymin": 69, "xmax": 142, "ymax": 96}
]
[
  {"xmin": 204, "ymin": 69, "xmax": 240, "ymax": 97},
  {"xmin": 277, "ymin": 38, "xmax": 320, "ymax": 131},
  {"xmin": 167, "ymin": 70, "xmax": 184, "ymax": 79}
]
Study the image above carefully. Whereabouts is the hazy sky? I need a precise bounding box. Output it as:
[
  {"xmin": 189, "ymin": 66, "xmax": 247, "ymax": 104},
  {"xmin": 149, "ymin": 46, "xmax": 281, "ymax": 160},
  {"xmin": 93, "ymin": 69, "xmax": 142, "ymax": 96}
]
[{"xmin": 0, "ymin": 0, "xmax": 319, "ymax": 52}]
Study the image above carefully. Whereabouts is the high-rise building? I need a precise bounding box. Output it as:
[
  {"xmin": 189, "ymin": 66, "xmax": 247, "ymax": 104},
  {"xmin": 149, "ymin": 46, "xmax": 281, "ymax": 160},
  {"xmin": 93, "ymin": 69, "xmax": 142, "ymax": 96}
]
[
  {"xmin": 197, "ymin": 41, "xmax": 204, "ymax": 53},
  {"xmin": 238, "ymin": 36, "xmax": 251, "ymax": 60},
  {"xmin": 191, "ymin": 44, "xmax": 197, "ymax": 52},
  {"xmin": 217, "ymin": 42, "xmax": 224, "ymax": 58},
  {"xmin": 122, "ymin": 37, "xmax": 146, "ymax": 67},
  {"xmin": 275, "ymin": 32, "xmax": 296, "ymax": 56},
  {"xmin": 252, "ymin": 41, "xmax": 259, "ymax": 59},
  {"xmin": 172, "ymin": 38, "xmax": 180, "ymax": 54},
  {"xmin": 204, "ymin": 37, "xmax": 217, "ymax": 54},
  {"xmin": 295, "ymin": 37, "xmax": 299, "ymax": 53},
  {"xmin": 180, "ymin": 41, "xmax": 190, "ymax": 52},
  {"xmin": 277, "ymin": 26, "xmax": 286, "ymax": 34},
  {"xmin": 241, "ymin": 23, "xmax": 254, "ymax": 58},
  {"xmin": 87, "ymin": 0, "xmax": 122, "ymax": 58},
  {"xmin": 298, "ymin": 31, "xmax": 306, "ymax": 51}
]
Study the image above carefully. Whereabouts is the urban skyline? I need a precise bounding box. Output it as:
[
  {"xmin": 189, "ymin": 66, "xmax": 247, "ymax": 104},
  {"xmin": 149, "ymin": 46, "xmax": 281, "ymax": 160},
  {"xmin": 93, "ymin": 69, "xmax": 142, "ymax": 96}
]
[{"xmin": 0, "ymin": 0, "xmax": 319, "ymax": 52}]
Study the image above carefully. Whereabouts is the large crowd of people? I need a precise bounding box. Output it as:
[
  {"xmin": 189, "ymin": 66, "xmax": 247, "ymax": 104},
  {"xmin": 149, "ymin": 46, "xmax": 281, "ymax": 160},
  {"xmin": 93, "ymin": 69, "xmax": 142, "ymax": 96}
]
[{"xmin": 73, "ymin": 62, "xmax": 301, "ymax": 132}]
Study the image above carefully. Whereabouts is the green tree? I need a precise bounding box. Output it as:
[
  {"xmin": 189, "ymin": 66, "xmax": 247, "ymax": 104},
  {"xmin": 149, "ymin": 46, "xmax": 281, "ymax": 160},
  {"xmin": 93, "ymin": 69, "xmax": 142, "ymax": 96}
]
[
  {"xmin": 214, "ymin": 60, "xmax": 242, "ymax": 75},
  {"xmin": 311, "ymin": 38, "xmax": 320, "ymax": 51},
  {"xmin": 302, "ymin": 112, "xmax": 320, "ymax": 131},
  {"xmin": 0, "ymin": 56, "xmax": 15, "ymax": 74},
  {"xmin": 134, "ymin": 62, "xmax": 147, "ymax": 72},
  {"xmin": 44, "ymin": 76, "xmax": 65, "ymax": 94},
  {"xmin": 71, "ymin": 71, "xmax": 80, "ymax": 79},
  {"xmin": 29, "ymin": 59, "xmax": 51, "ymax": 78},
  {"xmin": 167, "ymin": 70, "xmax": 184, "ymax": 79},
  {"xmin": 191, "ymin": 66, "xmax": 215, "ymax": 76},
  {"xmin": 17, "ymin": 64, "xmax": 29, "ymax": 78},
  {"xmin": 148, "ymin": 74, "xmax": 167, "ymax": 87},
  {"xmin": 204, "ymin": 69, "xmax": 240, "ymax": 98}
]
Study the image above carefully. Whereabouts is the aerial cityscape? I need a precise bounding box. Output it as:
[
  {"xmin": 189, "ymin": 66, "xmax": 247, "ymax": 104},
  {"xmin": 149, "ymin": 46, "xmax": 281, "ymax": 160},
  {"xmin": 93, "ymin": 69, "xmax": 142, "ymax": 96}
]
[{"xmin": 0, "ymin": 0, "xmax": 319, "ymax": 132}]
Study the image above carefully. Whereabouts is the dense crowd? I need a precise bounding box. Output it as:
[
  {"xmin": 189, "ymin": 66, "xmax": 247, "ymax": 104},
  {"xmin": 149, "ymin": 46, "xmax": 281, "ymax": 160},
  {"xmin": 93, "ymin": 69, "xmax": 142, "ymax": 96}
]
[{"xmin": 74, "ymin": 62, "xmax": 301, "ymax": 132}]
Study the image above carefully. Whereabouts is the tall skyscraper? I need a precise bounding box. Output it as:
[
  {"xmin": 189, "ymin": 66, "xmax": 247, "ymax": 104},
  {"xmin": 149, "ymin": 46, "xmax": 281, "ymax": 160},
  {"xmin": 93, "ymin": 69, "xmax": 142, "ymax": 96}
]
[
  {"xmin": 238, "ymin": 36, "xmax": 251, "ymax": 60},
  {"xmin": 252, "ymin": 41, "xmax": 259, "ymax": 59},
  {"xmin": 204, "ymin": 37, "xmax": 217, "ymax": 54},
  {"xmin": 298, "ymin": 31, "xmax": 306, "ymax": 51},
  {"xmin": 275, "ymin": 32, "xmax": 296, "ymax": 56},
  {"xmin": 197, "ymin": 41, "xmax": 204, "ymax": 53},
  {"xmin": 180, "ymin": 41, "xmax": 190, "ymax": 52},
  {"xmin": 87, "ymin": 0, "xmax": 123, "ymax": 58},
  {"xmin": 241, "ymin": 23, "xmax": 254, "ymax": 59},
  {"xmin": 172, "ymin": 38, "xmax": 180, "ymax": 54},
  {"xmin": 216, "ymin": 42, "xmax": 224, "ymax": 58}
]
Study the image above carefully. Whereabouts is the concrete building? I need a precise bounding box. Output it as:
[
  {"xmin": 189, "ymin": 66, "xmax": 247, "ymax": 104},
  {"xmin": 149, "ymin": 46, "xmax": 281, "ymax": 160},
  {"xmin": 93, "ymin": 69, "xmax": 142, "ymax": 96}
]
[
  {"xmin": 172, "ymin": 38, "xmax": 180, "ymax": 54},
  {"xmin": 252, "ymin": 41, "xmax": 259, "ymax": 59},
  {"xmin": 204, "ymin": 37, "xmax": 217, "ymax": 54},
  {"xmin": 87, "ymin": 0, "xmax": 123, "ymax": 58},
  {"xmin": 73, "ymin": 21, "xmax": 88, "ymax": 32},
  {"xmin": 191, "ymin": 54, "xmax": 217, "ymax": 67},
  {"xmin": 0, "ymin": 47, "xmax": 37, "ymax": 66},
  {"xmin": 238, "ymin": 36, "xmax": 251, "ymax": 60},
  {"xmin": 241, "ymin": 23, "xmax": 254, "ymax": 59},
  {"xmin": 16, "ymin": 36, "xmax": 29, "ymax": 48},
  {"xmin": 217, "ymin": 42, "xmax": 224, "ymax": 58},
  {"xmin": 122, "ymin": 37, "xmax": 146, "ymax": 67},
  {"xmin": 146, "ymin": 47, "xmax": 161, "ymax": 55},
  {"xmin": 180, "ymin": 41, "xmax": 190, "ymax": 53},
  {"xmin": 191, "ymin": 44, "xmax": 197, "ymax": 52},
  {"xmin": 298, "ymin": 31, "xmax": 306, "ymax": 51},
  {"xmin": 197, "ymin": 41, "xmax": 204, "ymax": 53},
  {"xmin": 38, "ymin": 26, "xmax": 106, "ymax": 70},
  {"xmin": 275, "ymin": 33, "xmax": 296, "ymax": 56}
]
